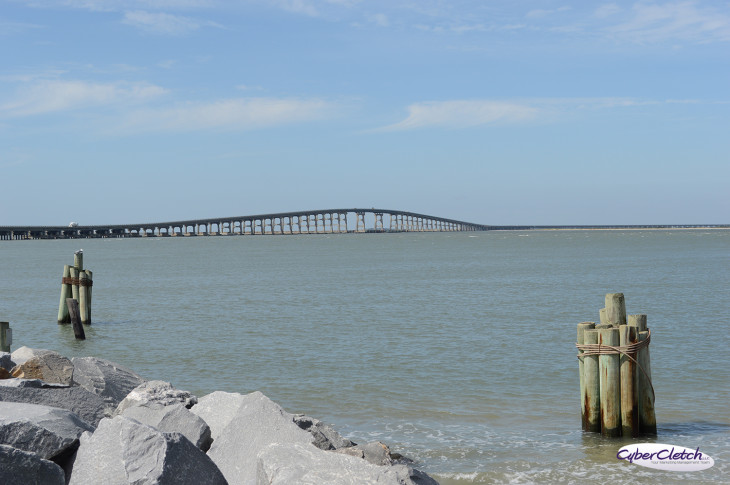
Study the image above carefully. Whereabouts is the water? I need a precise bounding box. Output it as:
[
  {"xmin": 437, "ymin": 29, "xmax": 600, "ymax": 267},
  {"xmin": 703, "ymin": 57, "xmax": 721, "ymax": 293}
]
[{"xmin": 1, "ymin": 230, "xmax": 728, "ymax": 484}]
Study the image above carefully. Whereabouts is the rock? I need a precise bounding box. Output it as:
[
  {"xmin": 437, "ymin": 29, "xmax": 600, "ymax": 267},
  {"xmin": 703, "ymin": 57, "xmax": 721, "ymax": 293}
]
[
  {"xmin": 121, "ymin": 403, "xmax": 213, "ymax": 451},
  {"xmin": 257, "ymin": 442, "xmax": 434, "ymax": 485},
  {"xmin": 68, "ymin": 416, "xmax": 227, "ymax": 485},
  {"xmin": 71, "ymin": 356, "xmax": 146, "ymax": 407},
  {"xmin": 0, "ymin": 368, "xmax": 10, "ymax": 380},
  {"xmin": 335, "ymin": 441, "xmax": 393, "ymax": 466},
  {"xmin": 0, "ymin": 379, "xmax": 68, "ymax": 389},
  {"xmin": 10, "ymin": 352, "xmax": 74, "ymax": 385},
  {"xmin": 0, "ymin": 444, "xmax": 65, "ymax": 485},
  {"xmin": 0, "ymin": 402, "xmax": 94, "ymax": 461},
  {"xmin": 189, "ymin": 391, "xmax": 248, "ymax": 441},
  {"xmin": 0, "ymin": 352, "xmax": 15, "ymax": 372},
  {"xmin": 10, "ymin": 347, "xmax": 50, "ymax": 366},
  {"xmin": 115, "ymin": 380, "xmax": 197, "ymax": 414},
  {"xmin": 201, "ymin": 391, "xmax": 313, "ymax": 485},
  {"xmin": 0, "ymin": 384, "xmax": 112, "ymax": 426},
  {"xmin": 293, "ymin": 414, "xmax": 356, "ymax": 450}
]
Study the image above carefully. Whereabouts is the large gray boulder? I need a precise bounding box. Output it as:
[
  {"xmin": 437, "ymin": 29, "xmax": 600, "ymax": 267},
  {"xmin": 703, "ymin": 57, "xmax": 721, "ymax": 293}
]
[
  {"xmin": 0, "ymin": 384, "xmax": 111, "ymax": 426},
  {"xmin": 120, "ymin": 403, "xmax": 213, "ymax": 451},
  {"xmin": 115, "ymin": 380, "xmax": 197, "ymax": 414},
  {"xmin": 0, "ymin": 444, "xmax": 65, "ymax": 485},
  {"xmin": 257, "ymin": 442, "xmax": 434, "ymax": 485},
  {"xmin": 197, "ymin": 391, "xmax": 313, "ymax": 485},
  {"xmin": 189, "ymin": 391, "xmax": 248, "ymax": 441},
  {"xmin": 71, "ymin": 356, "xmax": 146, "ymax": 407},
  {"xmin": 0, "ymin": 402, "xmax": 94, "ymax": 461},
  {"xmin": 69, "ymin": 416, "xmax": 227, "ymax": 485},
  {"xmin": 10, "ymin": 347, "xmax": 50, "ymax": 366},
  {"xmin": 11, "ymin": 352, "xmax": 74, "ymax": 385},
  {"xmin": 293, "ymin": 414, "xmax": 355, "ymax": 450}
]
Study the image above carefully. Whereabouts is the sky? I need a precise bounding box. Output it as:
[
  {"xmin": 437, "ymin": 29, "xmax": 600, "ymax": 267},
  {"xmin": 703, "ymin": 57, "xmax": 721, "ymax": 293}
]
[{"xmin": 1, "ymin": 0, "xmax": 728, "ymax": 226}]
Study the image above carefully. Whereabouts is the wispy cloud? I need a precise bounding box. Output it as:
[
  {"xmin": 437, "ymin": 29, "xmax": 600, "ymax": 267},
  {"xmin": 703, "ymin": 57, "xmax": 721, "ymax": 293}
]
[
  {"xmin": 374, "ymin": 97, "xmax": 706, "ymax": 131},
  {"xmin": 118, "ymin": 97, "xmax": 338, "ymax": 132},
  {"xmin": 604, "ymin": 1, "xmax": 730, "ymax": 44},
  {"xmin": 122, "ymin": 10, "xmax": 219, "ymax": 35},
  {"xmin": 0, "ymin": 80, "xmax": 168, "ymax": 117},
  {"xmin": 377, "ymin": 100, "xmax": 539, "ymax": 131},
  {"xmin": 115, "ymin": 98, "xmax": 338, "ymax": 134}
]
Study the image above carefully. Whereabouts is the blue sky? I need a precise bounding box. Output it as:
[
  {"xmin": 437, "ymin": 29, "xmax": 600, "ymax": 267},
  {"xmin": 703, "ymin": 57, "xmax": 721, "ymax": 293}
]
[{"xmin": 1, "ymin": 1, "xmax": 728, "ymax": 225}]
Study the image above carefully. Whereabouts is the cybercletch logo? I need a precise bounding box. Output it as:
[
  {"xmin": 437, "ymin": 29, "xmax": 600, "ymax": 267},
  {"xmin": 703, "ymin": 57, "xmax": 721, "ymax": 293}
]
[{"xmin": 617, "ymin": 443, "xmax": 714, "ymax": 471}]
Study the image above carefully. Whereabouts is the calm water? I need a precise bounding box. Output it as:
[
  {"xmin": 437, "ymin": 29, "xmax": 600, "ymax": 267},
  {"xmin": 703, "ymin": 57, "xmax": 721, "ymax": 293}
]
[{"xmin": 1, "ymin": 230, "xmax": 728, "ymax": 484}]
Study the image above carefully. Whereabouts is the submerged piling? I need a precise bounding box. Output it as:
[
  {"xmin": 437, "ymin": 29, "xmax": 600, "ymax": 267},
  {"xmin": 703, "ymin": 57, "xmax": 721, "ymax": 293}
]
[
  {"xmin": 598, "ymin": 327, "xmax": 621, "ymax": 437},
  {"xmin": 577, "ymin": 322, "xmax": 595, "ymax": 430},
  {"xmin": 576, "ymin": 295, "xmax": 656, "ymax": 437},
  {"xmin": 57, "ymin": 251, "xmax": 94, "ymax": 333},
  {"xmin": 619, "ymin": 324, "xmax": 639, "ymax": 437},
  {"xmin": 57, "ymin": 265, "xmax": 72, "ymax": 324},
  {"xmin": 583, "ymin": 329, "xmax": 601, "ymax": 433}
]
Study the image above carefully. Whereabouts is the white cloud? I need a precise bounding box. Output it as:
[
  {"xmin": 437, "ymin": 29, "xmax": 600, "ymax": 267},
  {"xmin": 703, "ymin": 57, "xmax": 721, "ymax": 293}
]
[
  {"xmin": 0, "ymin": 80, "xmax": 168, "ymax": 117},
  {"xmin": 122, "ymin": 10, "xmax": 219, "ymax": 34},
  {"xmin": 605, "ymin": 1, "xmax": 730, "ymax": 43},
  {"xmin": 595, "ymin": 3, "xmax": 622, "ymax": 19},
  {"xmin": 118, "ymin": 97, "xmax": 338, "ymax": 132},
  {"xmin": 375, "ymin": 97, "xmax": 704, "ymax": 131},
  {"xmin": 369, "ymin": 13, "xmax": 389, "ymax": 27},
  {"xmin": 271, "ymin": 0, "xmax": 319, "ymax": 17},
  {"xmin": 378, "ymin": 100, "xmax": 539, "ymax": 131}
]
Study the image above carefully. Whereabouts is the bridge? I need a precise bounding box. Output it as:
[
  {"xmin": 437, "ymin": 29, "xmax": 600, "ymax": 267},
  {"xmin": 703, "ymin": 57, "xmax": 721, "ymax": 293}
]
[{"xmin": 0, "ymin": 208, "xmax": 490, "ymax": 240}]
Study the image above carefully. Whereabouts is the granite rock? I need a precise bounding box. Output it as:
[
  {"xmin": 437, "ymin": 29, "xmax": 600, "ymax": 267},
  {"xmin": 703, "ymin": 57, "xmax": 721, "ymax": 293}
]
[
  {"xmin": 257, "ymin": 442, "xmax": 433, "ymax": 485},
  {"xmin": 0, "ymin": 402, "xmax": 94, "ymax": 461},
  {"xmin": 115, "ymin": 380, "xmax": 197, "ymax": 414},
  {"xmin": 10, "ymin": 347, "xmax": 50, "ymax": 367},
  {"xmin": 71, "ymin": 356, "xmax": 146, "ymax": 407},
  {"xmin": 121, "ymin": 403, "xmax": 213, "ymax": 451},
  {"xmin": 201, "ymin": 391, "xmax": 313, "ymax": 485},
  {"xmin": 293, "ymin": 414, "xmax": 356, "ymax": 450},
  {"xmin": 0, "ymin": 384, "xmax": 111, "ymax": 426},
  {"xmin": 68, "ymin": 416, "xmax": 227, "ymax": 485},
  {"xmin": 0, "ymin": 444, "xmax": 65, "ymax": 485},
  {"xmin": 10, "ymin": 352, "xmax": 74, "ymax": 385}
]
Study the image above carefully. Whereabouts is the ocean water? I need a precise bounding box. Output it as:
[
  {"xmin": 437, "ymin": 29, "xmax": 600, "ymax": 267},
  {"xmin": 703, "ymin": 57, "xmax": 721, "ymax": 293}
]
[{"xmin": 1, "ymin": 230, "xmax": 728, "ymax": 484}]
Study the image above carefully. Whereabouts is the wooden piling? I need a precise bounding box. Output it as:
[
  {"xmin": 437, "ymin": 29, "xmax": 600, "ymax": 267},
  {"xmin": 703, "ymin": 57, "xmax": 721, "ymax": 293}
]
[
  {"xmin": 578, "ymin": 322, "xmax": 595, "ymax": 430},
  {"xmin": 619, "ymin": 324, "xmax": 639, "ymax": 437},
  {"xmin": 583, "ymin": 329, "xmax": 601, "ymax": 433},
  {"xmin": 66, "ymin": 299, "xmax": 85, "ymax": 340},
  {"xmin": 638, "ymin": 329, "xmax": 657, "ymax": 435},
  {"xmin": 605, "ymin": 293, "xmax": 626, "ymax": 326},
  {"xmin": 599, "ymin": 308, "xmax": 608, "ymax": 325},
  {"xmin": 57, "ymin": 265, "xmax": 72, "ymax": 324},
  {"xmin": 0, "ymin": 322, "xmax": 10, "ymax": 352},
  {"xmin": 70, "ymin": 267, "xmax": 80, "ymax": 302},
  {"xmin": 598, "ymin": 327, "xmax": 621, "ymax": 437},
  {"xmin": 627, "ymin": 314, "xmax": 655, "ymax": 434},
  {"xmin": 79, "ymin": 272, "xmax": 89, "ymax": 325},
  {"xmin": 84, "ymin": 270, "xmax": 93, "ymax": 324},
  {"xmin": 74, "ymin": 250, "xmax": 83, "ymax": 271}
]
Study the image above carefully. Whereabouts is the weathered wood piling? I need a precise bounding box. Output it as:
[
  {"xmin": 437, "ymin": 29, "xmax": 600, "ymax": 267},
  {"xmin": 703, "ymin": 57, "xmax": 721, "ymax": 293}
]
[
  {"xmin": 576, "ymin": 293, "xmax": 656, "ymax": 437},
  {"xmin": 0, "ymin": 321, "xmax": 11, "ymax": 352},
  {"xmin": 57, "ymin": 250, "xmax": 93, "ymax": 335}
]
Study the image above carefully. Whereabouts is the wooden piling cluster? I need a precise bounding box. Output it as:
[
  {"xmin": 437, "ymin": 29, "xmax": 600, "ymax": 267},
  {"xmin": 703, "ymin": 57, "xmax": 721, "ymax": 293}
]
[
  {"xmin": 576, "ymin": 293, "xmax": 656, "ymax": 437},
  {"xmin": 57, "ymin": 250, "xmax": 92, "ymax": 339}
]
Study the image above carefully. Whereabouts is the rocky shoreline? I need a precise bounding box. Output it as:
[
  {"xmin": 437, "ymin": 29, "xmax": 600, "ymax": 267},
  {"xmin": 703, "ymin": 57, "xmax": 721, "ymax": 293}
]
[{"xmin": 0, "ymin": 347, "xmax": 438, "ymax": 484}]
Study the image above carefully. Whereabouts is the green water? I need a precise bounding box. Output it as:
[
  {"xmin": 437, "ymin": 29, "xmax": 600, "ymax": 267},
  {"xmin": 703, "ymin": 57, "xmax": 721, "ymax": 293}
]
[{"xmin": 2, "ymin": 230, "xmax": 728, "ymax": 483}]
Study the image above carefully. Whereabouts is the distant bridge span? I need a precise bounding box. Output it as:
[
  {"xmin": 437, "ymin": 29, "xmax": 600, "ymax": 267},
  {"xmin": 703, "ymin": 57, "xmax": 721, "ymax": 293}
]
[{"xmin": 0, "ymin": 208, "xmax": 490, "ymax": 240}]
